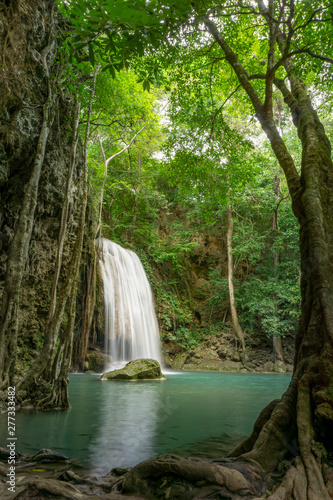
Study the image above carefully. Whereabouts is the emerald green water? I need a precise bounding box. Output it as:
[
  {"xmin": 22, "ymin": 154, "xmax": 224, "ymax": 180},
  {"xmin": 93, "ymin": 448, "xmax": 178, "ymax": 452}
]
[{"xmin": 0, "ymin": 372, "xmax": 290, "ymax": 475}]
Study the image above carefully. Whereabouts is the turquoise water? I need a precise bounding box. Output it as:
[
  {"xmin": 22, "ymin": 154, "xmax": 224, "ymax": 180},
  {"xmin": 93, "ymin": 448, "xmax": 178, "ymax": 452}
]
[{"xmin": 0, "ymin": 372, "xmax": 291, "ymax": 475}]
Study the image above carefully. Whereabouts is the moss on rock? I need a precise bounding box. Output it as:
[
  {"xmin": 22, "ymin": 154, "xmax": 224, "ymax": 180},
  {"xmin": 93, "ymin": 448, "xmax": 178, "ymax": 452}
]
[{"xmin": 100, "ymin": 359, "xmax": 165, "ymax": 381}]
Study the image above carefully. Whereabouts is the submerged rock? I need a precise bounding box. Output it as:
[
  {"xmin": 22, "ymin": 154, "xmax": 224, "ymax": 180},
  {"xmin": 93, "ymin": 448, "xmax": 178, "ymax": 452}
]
[{"xmin": 100, "ymin": 359, "xmax": 165, "ymax": 381}]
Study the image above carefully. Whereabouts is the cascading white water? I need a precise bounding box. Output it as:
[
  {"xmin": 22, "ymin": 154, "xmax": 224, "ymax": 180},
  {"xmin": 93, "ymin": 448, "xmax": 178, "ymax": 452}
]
[{"xmin": 99, "ymin": 238, "xmax": 161, "ymax": 369}]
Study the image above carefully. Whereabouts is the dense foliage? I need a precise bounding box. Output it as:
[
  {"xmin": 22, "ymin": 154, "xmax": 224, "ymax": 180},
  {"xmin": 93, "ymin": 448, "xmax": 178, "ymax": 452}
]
[{"xmin": 55, "ymin": 1, "xmax": 308, "ymax": 352}]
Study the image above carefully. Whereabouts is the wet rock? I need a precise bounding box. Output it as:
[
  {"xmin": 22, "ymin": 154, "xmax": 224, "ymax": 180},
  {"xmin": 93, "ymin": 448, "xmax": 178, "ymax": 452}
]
[
  {"xmin": 100, "ymin": 359, "xmax": 165, "ymax": 381},
  {"xmin": 198, "ymin": 360, "xmax": 222, "ymax": 371},
  {"xmin": 85, "ymin": 349, "xmax": 108, "ymax": 372},
  {"xmin": 173, "ymin": 352, "xmax": 190, "ymax": 370},
  {"xmin": 231, "ymin": 352, "xmax": 241, "ymax": 362},
  {"xmin": 217, "ymin": 345, "xmax": 227, "ymax": 359},
  {"xmin": 183, "ymin": 363, "xmax": 203, "ymax": 371},
  {"xmin": 273, "ymin": 361, "xmax": 287, "ymax": 373},
  {"xmin": 164, "ymin": 340, "xmax": 182, "ymax": 355},
  {"xmin": 221, "ymin": 360, "xmax": 241, "ymax": 371},
  {"xmin": 263, "ymin": 361, "xmax": 274, "ymax": 372},
  {"xmin": 162, "ymin": 352, "xmax": 173, "ymax": 368},
  {"xmin": 111, "ymin": 467, "xmax": 131, "ymax": 476},
  {"xmin": 31, "ymin": 449, "xmax": 69, "ymax": 463}
]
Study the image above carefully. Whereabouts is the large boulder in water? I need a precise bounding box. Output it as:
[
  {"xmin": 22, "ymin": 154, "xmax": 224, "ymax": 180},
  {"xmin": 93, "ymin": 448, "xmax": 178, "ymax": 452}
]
[{"xmin": 100, "ymin": 359, "xmax": 165, "ymax": 381}]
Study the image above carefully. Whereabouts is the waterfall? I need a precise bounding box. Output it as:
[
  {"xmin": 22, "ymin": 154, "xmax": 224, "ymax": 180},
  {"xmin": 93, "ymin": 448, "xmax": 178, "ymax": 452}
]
[{"xmin": 99, "ymin": 238, "xmax": 161, "ymax": 369}]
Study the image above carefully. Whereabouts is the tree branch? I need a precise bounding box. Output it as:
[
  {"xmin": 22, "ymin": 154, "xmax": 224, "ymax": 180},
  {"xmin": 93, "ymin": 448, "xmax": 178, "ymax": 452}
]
[
  {"xmin": 202, "ymin": 16, "xmax": 302, "ymax": 216},
  {"xmin": 105, "ymin": 123, "xmax": 147, "ymax": 167}
]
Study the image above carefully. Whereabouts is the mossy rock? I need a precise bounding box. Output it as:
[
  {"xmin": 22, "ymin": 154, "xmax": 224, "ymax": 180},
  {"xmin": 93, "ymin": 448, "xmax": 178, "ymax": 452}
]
[
  {"xmin": 220, "ymin": 360, "xmax": 241, "ymax": 372},
  {"xmin": 263, "ymin": 361, "xmax": 274, "ymax": 372},
  {"xmin": 273, "ymin": 361, "xmax": 287, "ymax": 373},
  {"xmin": 197, "ymin": 359, "xmax": 222, "ymax": 371},
  {"xmin": 86, "ymin": 349, "xmax": 105, "ymax": 372},
  {"xmin": 100, "ymin": 359, "xmax": 165, "ymax": 381},
  {"xmin": 173, "ymin": 352, "xmax": 189, "ymax": 370}
]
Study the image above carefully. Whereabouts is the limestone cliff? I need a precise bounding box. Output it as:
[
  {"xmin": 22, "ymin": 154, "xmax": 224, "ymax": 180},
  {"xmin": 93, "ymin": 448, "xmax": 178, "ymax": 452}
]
[{"xmin": 0, "ymin": 0, "xmax": 90, "ymax": 390}]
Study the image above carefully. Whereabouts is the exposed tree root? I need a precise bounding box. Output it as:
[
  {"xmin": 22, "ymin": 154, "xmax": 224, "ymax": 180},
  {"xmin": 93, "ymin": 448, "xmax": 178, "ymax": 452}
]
[
  {"xmin": 6, "ymin": 476, "xmax": 83, "ymax": 499},
  {"xmin": 228, "ymin": 399, "xmax": 280, "ymax": 458},
  {"xmin": 117, "ymin": 454, "xmax": 269, "ymax": 499},
  {"xmin": 295, "ymin": 374, "xmax": 331, "ymax": 500},
  {"xmin": 1, "ymin": 445, "xmax": 332, "ymax": 500},
  {"xmin": 239, "ymin": 379, "xmax": 297, "ymax": 472},
  {"xmin": 35, "ymin": 376, "xmax": 70, "ymax": 410}
]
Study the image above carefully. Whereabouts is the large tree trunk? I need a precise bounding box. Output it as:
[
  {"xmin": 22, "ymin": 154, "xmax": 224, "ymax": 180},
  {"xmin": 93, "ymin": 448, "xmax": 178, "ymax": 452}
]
[{"xmin": 201, "ymin": 16, "xmax": 333, "ymax": 499}]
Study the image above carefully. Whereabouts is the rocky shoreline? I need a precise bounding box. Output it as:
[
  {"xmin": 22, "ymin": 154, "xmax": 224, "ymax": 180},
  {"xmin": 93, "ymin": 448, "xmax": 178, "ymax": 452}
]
[{"xmin": 84, "ymin": 330, "xmax": 294, "ymax": 376}]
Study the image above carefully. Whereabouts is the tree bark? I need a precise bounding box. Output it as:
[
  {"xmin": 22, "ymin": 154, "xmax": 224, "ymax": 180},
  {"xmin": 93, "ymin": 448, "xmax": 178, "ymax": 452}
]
[
  {"xmin": 129, "ymin": 152, "xmax": 142, "ymax": 242},
  {"xmin": 46, "ymin": 99, "xmax": 81, "ymax": 330},
  {"xmin": 17, "ymin": 72, "xmax": 97, "ymax": 404},
  {"xmin": 203, "ymin": 15, "xmax": 333, "ymax": 499},
  {"xmin": 226, "ymin": 204, "xmax": 246, "ymax": 352},
  {"xmin": 33, "ymin": 71, "xmax": 97, "ymax": 409},
  {"xmin": 77, "ymin": 254, "xmax": 97, "ymax": 372},
  {"xmin": 272, "ymin": 174, "xmax": 284, "ymax": 362}
]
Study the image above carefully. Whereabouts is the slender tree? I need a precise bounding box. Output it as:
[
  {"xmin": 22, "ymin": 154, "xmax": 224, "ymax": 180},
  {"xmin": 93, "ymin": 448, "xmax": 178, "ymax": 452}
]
[
  {"xmin": 227, "ymin": 204, "xmax": 246, "ymax": 353},
  {"xmin": 17, "ymin": 71, "xmax": 97, "ymax": 407}
]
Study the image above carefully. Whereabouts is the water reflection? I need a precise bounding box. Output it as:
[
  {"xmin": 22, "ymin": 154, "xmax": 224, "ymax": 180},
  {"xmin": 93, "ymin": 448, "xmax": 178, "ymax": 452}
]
[{"xmin": 88, "ymin": 382, "xmax": 161, "ymax": 475}]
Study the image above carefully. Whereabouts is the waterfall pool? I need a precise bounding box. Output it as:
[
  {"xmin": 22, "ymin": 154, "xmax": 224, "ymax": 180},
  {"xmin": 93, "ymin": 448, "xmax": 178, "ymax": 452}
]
[{"xmin": 0, "ymin": 371, "xmax": 291, "ymax": 475}]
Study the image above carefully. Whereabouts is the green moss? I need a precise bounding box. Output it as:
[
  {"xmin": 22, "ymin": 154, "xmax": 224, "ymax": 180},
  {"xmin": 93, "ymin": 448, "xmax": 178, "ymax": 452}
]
[{"xmin": 100, "ymin": 359, "xmax": 165, "ymax": 381}]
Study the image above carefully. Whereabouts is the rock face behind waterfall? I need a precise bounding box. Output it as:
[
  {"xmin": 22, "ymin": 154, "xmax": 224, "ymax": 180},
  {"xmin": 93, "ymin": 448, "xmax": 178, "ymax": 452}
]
[{"xmin": 100, "ymin": 359, "xmax": 165, "ymax": 380}]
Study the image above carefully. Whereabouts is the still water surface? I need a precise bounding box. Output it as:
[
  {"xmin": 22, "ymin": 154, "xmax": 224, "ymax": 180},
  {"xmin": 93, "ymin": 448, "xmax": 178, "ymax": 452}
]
[{"xmin": 0, "ymin": 371, "xmax": 290, "ymax": 475}]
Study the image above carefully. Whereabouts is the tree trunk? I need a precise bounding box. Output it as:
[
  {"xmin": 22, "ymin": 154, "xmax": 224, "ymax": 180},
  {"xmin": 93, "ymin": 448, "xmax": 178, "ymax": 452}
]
[
  {"xmin": 77, "ymin": 254, "xmax": 97, "ymax": 372},
  {"xmin": 272, "ymin": 174, "xmax": 284, "ymax": 362},
  {"xmin": 45, "ymin": 99, "xmax": 81, "ymax": 330},
  {"xmin": 204, "ymin": 13, "xmax": 332, "ymax": 473},
  {"xmin": 129, "ymin": 152, "xmax": 142, "ymax": 242},
  {"xmin": 17, "ymin": 73, "xmax": 96, "ymax": 404},
  {"xmin": 226, "ymin": 205, "xmax": 246, "ymax": 352},
  {"xmin": 33, "ymin": 71, "xmax": 96, "ymax": 409},
  {"xmin": 120, "ymin": 17, "xmax": 333, "ymax": 500},
  {"xmin": 37, "ymin": 286, "xmax": 76, "ymax": 410},
  {"xmin": 272, "ymin": 333, "xmax": 283, "ymax": 362}
]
